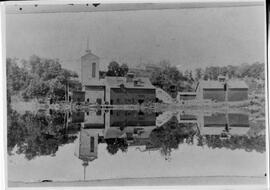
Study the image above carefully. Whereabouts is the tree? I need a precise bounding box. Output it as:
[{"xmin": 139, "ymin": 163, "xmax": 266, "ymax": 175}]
[
  {"xmin": 197, "ymin": 134, "xmax": 265, "ymax": 153},
  {"xmin": 106, "ymin": 61, "xmax": 129, "ymax": 77},
  {"xmin": 6, "ymin": 58, "xmax": 31, "ymax": 94},
  {"xmin": 188, "ymin": 71, "xmax": 194, "ymax": 82},
  {"xmin": 204, "ymin": 67, "xmax": 220, "ymax": 80},
  {"xmin": 105, "ymin": 138, "xmax": 128, "ymax": 155},
  {"xmin": 107, "ymin": 61, "xmax": 120, "ymax": 76},
  {"xmin": 150, "ymin": 62, "xmax": 193, "ymax": 94},
  {"xmin": 120, "ymin": 63, "xmax": 129, "ymax": 76},
  {"xmin": 7, "ymin": 108, "xmax": 78, "ymax": 160},
  {"xmin": 149, "ymin": 116, "xmax": 197, "ymax": 158},
  {"xmin": 7, "ymin": 55, "xmax": 81, "ymax": 101},
  {"xmin": 195, "ymin": 68, "xmax": 202, "ymax": 81}
]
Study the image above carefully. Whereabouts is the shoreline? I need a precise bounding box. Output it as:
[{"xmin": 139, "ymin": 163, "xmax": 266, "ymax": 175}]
[{"xmin": 8, "ymin": 176, "xmax": 267, "ymax": 187}]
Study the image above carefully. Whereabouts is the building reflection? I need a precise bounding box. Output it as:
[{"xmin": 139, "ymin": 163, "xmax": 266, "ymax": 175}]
[
  {"xmin": 197, "ymin": 112, "xmax": 249, "ymax": 137},
  {"xmin": 66, "ymin": 109, "xmax": 250, "ymax": 179}
]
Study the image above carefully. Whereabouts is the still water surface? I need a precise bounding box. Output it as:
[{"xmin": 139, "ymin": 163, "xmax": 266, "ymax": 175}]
[{"xmin": 8, "ymin": 108, "xmax": 266, "ymax": 182}]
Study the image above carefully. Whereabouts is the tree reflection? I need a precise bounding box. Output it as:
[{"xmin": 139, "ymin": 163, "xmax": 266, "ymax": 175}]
[
  {"xmin": 149, "ymin": 116, "xmax": 198, "ymax": 158},
  {"xmin": 197, "ymin": 134, "xmax": 265, "ymax": 153},
  {"xmin": 7, "ymin": 107, "xmax": 78, "ymax": 160},
  {"xmin": 7, "ymin": 107, "xmax": 266, "ymax": 161},
  {"xmin": 105, "ymin": 138, "xmax": 128, "ymax": 155},
  {"xmin": 149, "ymin": 115, "xmax": 265, "ymax": 159}
]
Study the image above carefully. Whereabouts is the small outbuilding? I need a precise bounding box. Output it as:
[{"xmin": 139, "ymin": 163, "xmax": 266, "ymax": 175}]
[
  {"xmin": 227, "ymin": 80, "xmax": 248, "ymax": 101},
  {"xmin": 195, "ymin": 80, "xmax": 226, "ymax": 102},
  {"xmin": 199, "ymin": 113, "xmax": 249, "ymax": 135}
]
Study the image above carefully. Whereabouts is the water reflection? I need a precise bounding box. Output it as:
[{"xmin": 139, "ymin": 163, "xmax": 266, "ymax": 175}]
[
  {"xmin": 8, "ymin": 108, "xmax": 265, "ymax": 163},
  {"xmin": 7, "ymin": 108, "xmax": 78, "ymax": 160}
]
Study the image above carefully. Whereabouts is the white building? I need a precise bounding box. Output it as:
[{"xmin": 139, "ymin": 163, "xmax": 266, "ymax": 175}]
[
  {"xmin": 78, "ymin": 48, "xmax": 156, "ymax": 105},
  {"xmin": 81, "ymin": 48, "xmax": 106, "ymax": 104}
]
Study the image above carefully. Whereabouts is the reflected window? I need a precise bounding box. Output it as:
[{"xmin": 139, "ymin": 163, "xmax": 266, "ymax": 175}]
[
  {"xmin": 90, "ymin": 137, "xmax": 94, "ymax": 152},
  {"xmin": 96, "ymin": 98, "xmax": 102, "ymax": 105}
]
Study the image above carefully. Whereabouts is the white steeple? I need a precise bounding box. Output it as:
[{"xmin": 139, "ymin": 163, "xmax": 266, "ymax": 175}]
[{"xmin": 86, "ymin": 37, "xmax": 91, "ymax": 53}]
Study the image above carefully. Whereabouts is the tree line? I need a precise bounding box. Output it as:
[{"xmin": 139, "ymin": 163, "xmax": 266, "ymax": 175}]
[
  {"xmin": 7, "ymin": 106, "xmax": 77, "ymax": 160},
  {"xmin": 7, "ymin": 55, "xmax": 81, "ymax": 102},
  {"xmin": 7, "ymin": 56, "xmax": 264, "ymax": 102},
  {"xmin": 194, "ymin": 62, "xmax": 264, "ymax": 81},
  {"xmin": 148, "ymin": 60, "xmax": 264, "ymax": 96}
]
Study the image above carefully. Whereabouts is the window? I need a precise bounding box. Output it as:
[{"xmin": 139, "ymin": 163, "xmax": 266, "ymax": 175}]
[
  {"xmin": 87, "ymin": 98, "xmax": 89, "ymax": 102},
  {"xmin": 90, "ymin": 137, "xmax": 95, "ymax": 152},
  {"xmin": 92, "ymin": 62, "xmax": 96, "ymax": 78},
  {"xmin": 224, "ymin": 83, "xmax": 227, "ymax": 91}
]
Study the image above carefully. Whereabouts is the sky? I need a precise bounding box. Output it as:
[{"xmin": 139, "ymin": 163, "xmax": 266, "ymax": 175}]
[{"xmin": 6, "ymin": 4, "xmax": 265, "ymax": 75}]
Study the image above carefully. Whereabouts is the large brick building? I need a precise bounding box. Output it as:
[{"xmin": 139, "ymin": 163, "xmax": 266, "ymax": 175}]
[{"xmin": 106, "ymin": 74, "xmax": 156, "ymax": 105}]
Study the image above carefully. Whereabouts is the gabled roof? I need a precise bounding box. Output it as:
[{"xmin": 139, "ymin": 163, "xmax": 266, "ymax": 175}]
[
  {"xmin": 105, "ymin": 76, "xmax": 156, "ymax": 89},
  {"xmin": 227, "ymin": 80, "xmax": 248, "ymax": 89},
  {"xmin": 81, "ymin": 50, "xmax": 99, "ymax": 60},
  {"xmin": 197, "ymin": 79, "xmax": 248, "ymax": 90},
  {"xmin": 198, "ymin": 80, "xmax": 224, "ymax": 89}
]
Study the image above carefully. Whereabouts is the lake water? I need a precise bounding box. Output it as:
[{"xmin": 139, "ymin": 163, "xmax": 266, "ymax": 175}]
[{"xmin": 7, "ymin": 108, "xmax": 266, "ymax": 183}]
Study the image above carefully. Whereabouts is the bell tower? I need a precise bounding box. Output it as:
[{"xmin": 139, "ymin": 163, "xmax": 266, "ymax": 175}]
[{"xmin": 81, "ymin": 39, "xmax": 100, "ymax": 87}]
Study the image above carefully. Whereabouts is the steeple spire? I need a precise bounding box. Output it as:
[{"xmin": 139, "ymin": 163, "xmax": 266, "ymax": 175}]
[
  {"xmin": 86, "ymin": 36, "xmax": 91, "ymax": 53},
  {"xmin": 82, "ymin": 160, "xmax": 89, "ymax": 181}
]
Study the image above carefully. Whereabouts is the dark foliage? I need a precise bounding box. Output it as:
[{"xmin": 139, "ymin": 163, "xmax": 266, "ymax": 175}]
[
  {"xmin": 106, "ymin": 61, "xmax": 129, "ymax": 77},
  {"xmin": 105, "ymin": 138, "xmax": 128, "ymax": 155},
  {"xmin": 6, "ymin": 55, "xmax": 81, "ymax": 101},
  {"xmin": 7, "ymin": 108, "xmax": 78, "ymax": 160}
]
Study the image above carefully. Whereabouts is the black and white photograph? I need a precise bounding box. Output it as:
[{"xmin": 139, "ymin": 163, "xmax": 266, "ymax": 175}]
[{"xmin": 2, "ymin": 0, "xmax": 268, "ymax": 189}]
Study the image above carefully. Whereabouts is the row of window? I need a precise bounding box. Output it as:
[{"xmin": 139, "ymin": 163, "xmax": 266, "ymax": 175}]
[{"xmin": 110, "ymin": 97, "xmax": 155, "ymax": 105}]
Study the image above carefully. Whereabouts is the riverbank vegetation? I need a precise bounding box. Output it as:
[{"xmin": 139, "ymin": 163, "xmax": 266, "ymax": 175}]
[
  {"xmin": 148, "ymin": 60, "xmax": 264, "ymax": 97},
  {"xmin": 7, "ymin": 56, "xmax": 81, "ymax": 103},
  {"xmin": 7, "ymin": 56, "xmax": 264, "ymax": 103}
]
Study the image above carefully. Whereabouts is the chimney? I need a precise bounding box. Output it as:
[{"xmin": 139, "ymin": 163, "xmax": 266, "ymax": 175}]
[
  {"xmin": 218, "ymin": 75, "xmax": 226, "ymax": 83},
  {"xmin": 126, "ymin": 72, "xmax": 135, "ymax": 83}
]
